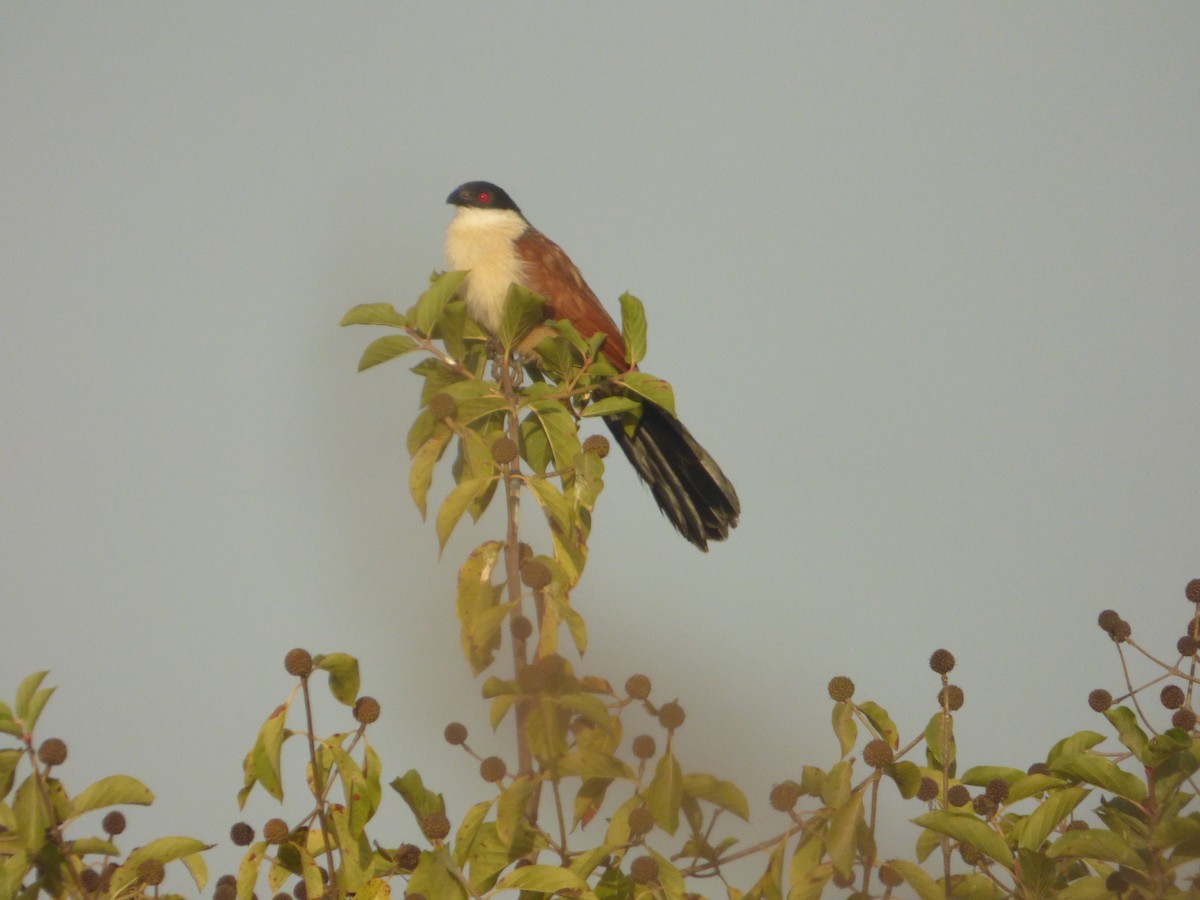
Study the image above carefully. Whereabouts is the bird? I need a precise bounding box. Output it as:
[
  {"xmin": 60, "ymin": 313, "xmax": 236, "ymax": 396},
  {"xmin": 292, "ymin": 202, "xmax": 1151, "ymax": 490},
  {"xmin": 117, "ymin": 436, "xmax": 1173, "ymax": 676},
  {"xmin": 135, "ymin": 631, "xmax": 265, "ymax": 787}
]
[{"xmin": 444, "ymin": 180, "xmax": 739, "ymax": 551}]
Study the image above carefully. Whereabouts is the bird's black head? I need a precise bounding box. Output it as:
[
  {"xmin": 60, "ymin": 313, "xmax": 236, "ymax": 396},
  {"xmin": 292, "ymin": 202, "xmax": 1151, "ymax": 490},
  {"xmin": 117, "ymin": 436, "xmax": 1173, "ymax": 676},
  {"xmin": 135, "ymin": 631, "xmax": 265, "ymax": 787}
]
[{"xmin": 446, "ymin": 181, "xmax": 522, "ymax": 213}]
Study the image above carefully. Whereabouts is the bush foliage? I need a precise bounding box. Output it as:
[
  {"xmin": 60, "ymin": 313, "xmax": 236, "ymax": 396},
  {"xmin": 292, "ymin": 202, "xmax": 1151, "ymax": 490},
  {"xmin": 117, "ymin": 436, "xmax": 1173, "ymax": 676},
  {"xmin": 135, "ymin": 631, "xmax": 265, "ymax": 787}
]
[{"xmin": 2, "ymin": 273, "xmax": 1197, "ymax": 898}]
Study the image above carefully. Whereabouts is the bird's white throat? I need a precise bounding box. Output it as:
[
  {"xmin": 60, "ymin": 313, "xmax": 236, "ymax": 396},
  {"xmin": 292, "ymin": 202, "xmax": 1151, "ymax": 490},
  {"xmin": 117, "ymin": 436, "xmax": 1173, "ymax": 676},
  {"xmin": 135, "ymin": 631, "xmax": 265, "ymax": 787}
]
[{"xmin": 444, "ymin": 206, "xmax": 529, "ymax": 334}]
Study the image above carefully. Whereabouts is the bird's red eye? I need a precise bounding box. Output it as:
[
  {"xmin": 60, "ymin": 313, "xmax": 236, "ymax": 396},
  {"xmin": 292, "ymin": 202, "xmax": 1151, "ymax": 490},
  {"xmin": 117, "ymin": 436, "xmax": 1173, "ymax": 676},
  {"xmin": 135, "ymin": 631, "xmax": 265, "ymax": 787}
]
[{"xmin": 478, "ymin": 191, "xmax": 491, "ymax": 203}]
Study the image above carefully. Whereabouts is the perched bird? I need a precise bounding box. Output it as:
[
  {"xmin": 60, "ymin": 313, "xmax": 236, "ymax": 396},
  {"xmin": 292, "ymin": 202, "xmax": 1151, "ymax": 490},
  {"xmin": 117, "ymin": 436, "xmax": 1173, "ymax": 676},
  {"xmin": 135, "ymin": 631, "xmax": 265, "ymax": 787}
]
[{"xmin": 444, "ymin": 180, "xmax": 739, "ymax": 550}]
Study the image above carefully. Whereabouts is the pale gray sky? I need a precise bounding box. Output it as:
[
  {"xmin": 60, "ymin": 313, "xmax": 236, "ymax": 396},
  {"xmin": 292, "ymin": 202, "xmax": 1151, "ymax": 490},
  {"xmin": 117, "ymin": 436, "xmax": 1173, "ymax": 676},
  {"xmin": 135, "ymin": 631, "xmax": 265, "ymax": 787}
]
[{"xmin": 3, "ymin": 4, "xmax": 1198, "ymax": 894}]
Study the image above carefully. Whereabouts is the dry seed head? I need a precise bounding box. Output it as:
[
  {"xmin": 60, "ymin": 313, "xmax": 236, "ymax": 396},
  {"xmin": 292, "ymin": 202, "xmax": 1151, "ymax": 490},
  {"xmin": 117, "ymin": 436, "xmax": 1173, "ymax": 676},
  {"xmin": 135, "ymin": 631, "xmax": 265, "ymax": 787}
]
[
  {"xmin": 625, "ymin": 673, "xmax": 652, "ymax": 700},
  {"xmin": 1109, "ymin": 619, "xmax": 1132, "ymax": 642},
  {"xmin": 1173, "ymin": 708, "xmax": 1197, "ymax": 731},
  {"xmin": 490, "ymin": 436, "xmax": 518, "ymax": 465},
  {"xmin": 230, "ymin": 821, "xmax": 255, "ymax": 846},
  {"xmin": 827, "ymin": 675, "xmax": 855, "ymax": 702},
  {"xmin": 421, "ymin": 812, "xmax": 450, "ymax": 842},
  {"xmin": 863, "ymin": 739, "xmax": 894, "ymax": 768},
  {"xmin": 929, "ymin": 648, "xmax": 956, "ymax": 674},
  {"xmin": 37, "ymin": 738, "xmax": 67, "ymax": 767},
  {"xmin": 972, "ymin": 794, "xmax": 998, "ymax": 817},
  {"xmin": 354, "ymin": 696, "xmax": 381, "ymax": 724},
  {"xmin": 1186, "ymin": 578, "xmax": 1200, "ymax": 603},
  {"xmin": 80, "ymin": 869, "xmax": 100, "ymax": 892},
  {"xmin": 263, "ymin": 817, "xmax": 289, "ymax": 845},
  {"xmin": 1064, "ymin": 819, "xmax": 1089, "ymax": 831},
  {"xmin": 1161, "ymin": 684, "xmax": 1185, "ymax": 710},
  {"xmin": 1096, "ymin": 609, "xmax": 1120, "ymax": 631},
  {"xmin": 284, "ymin": 648, "xmax": 313, "ymax": 678},
  {"xmin": 510, "ymin": 615, "xmax": 533, "ymax": 640},
  {"xmin": 629, "ymin": 856, "xmax": 659, "ymax": 885},
  {"xmin": 102, "ymin": 810, "xmax": 126, "ymax": 835},
  {"xmin": 428, "ymin": 392, "xmax": 457, "ymax": 421},
  {"xmin": 479, "ymin": 756, "xmax": 507, "ymax": 783},
  {"xmin": 769, "ymin": 782, "xmax": 800, "ymax": 811},
  {"xmin": 959, "ymin": 844, "xmax": 982, "ymax": 866},
  {"xmin": 947, "ymin": 784, "xmax": 970, "ymax": 807},
  {"xmin": 519, "ymin": 559, "xmax": 552, "ymax": 589},
  {"xmin": 917, "ymin": 777, "xmax": 939, "ymax": 802},
  {"xmin": 658, "ymin": 701, "xmax": 686, "ymax": 730},
  {"xmin": 291, "ymin": 883, "xmax": 306, "ymax": 900},
  {"xmin": 985, "ymin": 778, "xmax": 1010, "ymax": 804},
  {"xmin": 1105, "ymin": 872, "xmax": 1129, "ymax": 893},
  {"xmin": 138, "ymin": 859, "xmax": 165, "ymax": 886},
  {"xmin": 394, "ymin": 843, "xmax": 421, "ymax": 870},
  {"xmin": 938, "ymin": 684, "xmax": 964, "ymax": 711},
  {"xmin": 582, "ymin": 434, "xmax": 610, "ymax": 458},
  {"xmin": 214, "ymin": 883, "xmax": 236, "ymax": 900},
  {"xmin": 627, "ymin": 806, "xmax": 654, "ymax": 836},
  {"xmin": 631, "ymin": 734, "xmax": 656, "ymax": 760},
  {"xmin": 878, "ymin": 864, "xmax": 904, "ymax": 888},
  {"xmin": 443, "ymin": 722, "xmax": 468, "ymax": 746},
  {"xmin": 1178, "ymin": 635, "xmax": 1199, "ymax": 656},
  {"xmin": 1088, "ymin": 689, "xmax": 1113, "ymax": 712}
]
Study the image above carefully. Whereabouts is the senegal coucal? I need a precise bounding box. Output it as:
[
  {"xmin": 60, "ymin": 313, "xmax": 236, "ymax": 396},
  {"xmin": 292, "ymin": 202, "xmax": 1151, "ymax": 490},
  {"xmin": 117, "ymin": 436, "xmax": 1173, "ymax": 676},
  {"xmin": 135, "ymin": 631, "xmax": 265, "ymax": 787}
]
[{"xmin": 444, "ymin": 181, "xmax": 739, "ymax": 550}]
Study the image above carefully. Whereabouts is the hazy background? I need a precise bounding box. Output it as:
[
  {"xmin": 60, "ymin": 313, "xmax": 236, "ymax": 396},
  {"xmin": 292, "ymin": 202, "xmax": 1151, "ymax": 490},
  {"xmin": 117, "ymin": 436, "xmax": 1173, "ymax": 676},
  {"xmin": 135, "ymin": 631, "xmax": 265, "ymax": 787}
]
[{"xmin": 3, "ymin": 4, "xmax": 1198, "ymax": 893}]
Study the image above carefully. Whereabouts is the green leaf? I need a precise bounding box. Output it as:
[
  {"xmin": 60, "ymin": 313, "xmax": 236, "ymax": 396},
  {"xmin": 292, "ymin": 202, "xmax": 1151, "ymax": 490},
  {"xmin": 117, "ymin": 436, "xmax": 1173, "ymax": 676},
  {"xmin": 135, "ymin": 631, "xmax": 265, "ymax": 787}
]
[
  {"xmin": 881, "ymin": 858, "xmax": 943, "ymax": 900},
  {"xmin": 14, "ymin": 672, "xmax": 48, "ymax": 722},
  {"xmin": 1051, "ymin": 753, "xmax": 1146, "ymax": 802},
  {"xmin": 495, "ymin": 774, "xmax": 536, "ymax": 848},
  {"xmin": 236, "ymin": 839, "xmax": 267, "ymax": 900},
  {"xmin": 0, "ymin": 701, "xmax": 18, "ymax": 737},
  {"xmin": 826, "ymin": 790, "xmax": 862, "ymax": 880},
  {"xmin": 1006, "ymin": 771, "xmax": 1070, "ymax": 803},
  {"xmin": 1046, "ymin": 730, "xmax": 1106, "ymax": 765},
  {"xmin": 456, "ymin": 541, "xmax": 506, "ymax": 675},
  {"xmin": 614, "ymin": 371, "xmax": 676, "ymax": 416},
  {"xmin": 558, "ymin": 750, "xmax": 634, "ymax": 781},
  {"xmin": 831, "ymin": 699, "xmax": 857, "ymax": 758},
  {"xmin": 408, "ymin": 845, "xmax": 470, "ymax": 900},
  {"xmin": 525, "ymin": 399, "xmax": 581, "ymax": 474},
  {"xmin": 436, "ymin": 476, "xmax": 494, "ymax": 550},
  {"xmin": 859, "ymin": 700, "xmax": 899, "ymax": 747},
  {"xmin": 1045, "ymin": 826, "xmax": 1143, "ymax": 869},
  {"xmin": 579, "ymin": 395, "xmax": 641, "ymax": 417},
  {"xmin": 1105, "ymin": 706, "xmax": 1151, "ymax": 763},
  {"xmin": 885, "ymin": 761, "xmax": 923, "ymax": 799},
  {"xmin": 820, "ymin": 759, "xmax": 852, "ymax": 808},
  {"xmin": 69, "ymin": 775, "xmax": 154, "ymax": 818},
  {"xmin": 497, "ymin": 283, "xmax": 547, "ymax": 350},
  {"xmin": 109, "ymin": 837, "xmax": 215, "ymax": 896},
  {"xmin": 414, "ymin": 270, "xmax": 468, "ymax": 336},
  {"xmin": 1017, "ymin": 785, "xmax": 1090, "ymax": 851},
  {"xmin": 340, "ymin": 303, "xmax": 409, "ymax": 328},
  {"xmin": 645, "ymin": 750, "xmax": 683, "ymax": 835},
  {"xmin": 618, "ymin": 292, "xmax": 647, "ymax": 365},
  {"xmin": 787, "ymin": 832, "xmax": 831, "ymax": 900},
  {"xmin": 410, "ymin": 428, "xmax": 453, "ymax": 519},
  {"xmin": 453, "ymin": 799, "xmax": 493, "ymax": 869},
  {"xmin": 15, "ymin": 774, "xmax": 48, "ymax": 853},
  {"xmin": 314, "ymin": 652, "xmax": 360, "ymax": 706},
  {"xmin": 682, "ymin": 773, "xmax": 750, "ymax": 821},
  {"xmin": 389, "ymin": 769, "xmax": 445, "ymax": 824},
  {"xmin": 924, "ymin": 710, "xmax": 955, "ymax": 772},
  {"xmin": 21, "ymin": 688, "xmax": 55, "ymax": 734},
  {"xmin": 495, "ymin": 863, "xmax": 592, "ymax": 896},
  {"xmin": 527, "ymin": 476, "xmax": 576, "ymax": 536},
  {"xmin": 357, "ymin": 334, "xmax": 419, "ymax": 372},
  {"xmin": 960, "ymin": 765, "xmax": 1026, "ymax": 787},
  {"xmin": 912, "ymin": 810, "xmax": 1013, "ymax": 868},
  {"xmin": 240, "ymin": 702, "xmax": 289, "ymax": 805}
]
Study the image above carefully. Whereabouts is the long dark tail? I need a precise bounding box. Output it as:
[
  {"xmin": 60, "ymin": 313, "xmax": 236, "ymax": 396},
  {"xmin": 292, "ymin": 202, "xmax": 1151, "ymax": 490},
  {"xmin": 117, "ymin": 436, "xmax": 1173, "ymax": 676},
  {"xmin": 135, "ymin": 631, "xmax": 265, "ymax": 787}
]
[{"xmin": 603, "ymin": 402, "xmax": 740, "ymax": 551}]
